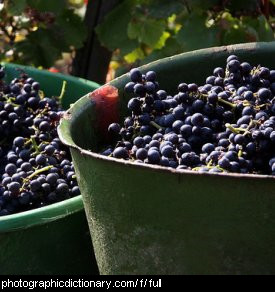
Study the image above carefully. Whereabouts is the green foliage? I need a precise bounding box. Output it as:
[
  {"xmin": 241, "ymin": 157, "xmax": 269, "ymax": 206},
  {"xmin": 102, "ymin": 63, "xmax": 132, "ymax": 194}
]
[
  {"xmin": 147, "ymin": 0, "xmax": 185, "ymax": 19},
  {"xmin": 176, "ymin": 12, "xmax": 220, "ymax": 51},
  {"xmin": 6, "ymin": 0, "xmax": 27, "ymax": 15},
  {"xmin": 0, "ymin": 0, "xmax": 87, "ymax": 67},
  {"xmin": 128, "ymin": 18, "xmax": 166, "ymax": 47},
  {"xmin": 95, "ymin": 1, "xmax": 138, "ymax": 56},
  {"xmin": 96, "ymin": 0, "xmax": 275, "ymax": 71}
]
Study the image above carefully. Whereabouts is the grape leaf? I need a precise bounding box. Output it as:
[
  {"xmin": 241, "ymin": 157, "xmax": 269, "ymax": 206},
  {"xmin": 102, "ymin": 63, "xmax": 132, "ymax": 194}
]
[
  {"xmin": 141, "ymin": 36, "xmax": 183, "ymax": 65},
  {"xmin": 226, "ymin": 0, "xmax": 260, "ymax": 13},
  {"xmin": 15, "ymin": 29, "xmax": 62, "ymax": 67},
  {"xmin": 54, "ymin": 9, "xmax": 87, "ymax": 50},
  {"xmin": 154, "ymin": 31, "xmax": 170, "ymax": 49},
  {"xmin": 147, "ymin": 0, "xmax": 185, "ymax": 18},
  {"xmin": 222, "ymin": 24, "xmax": 258, "ymax": 45},
  {"xmin": 95, "ymin": 0, "xmax": 138, "ymax": 55},
  {"xmin": 26, "ymin": 0, "xmax": 66, "ymax": 15},
  {"xmin": 176, "ymin": 13, "xmax": 220, "ymax": 52},
  {"xmin": 187, "ymin": 0, "xmax": 220, "ymax": 10},
  {"xmin": 243, "ymin": 15, "xmax": 274, "ymax": 42},
  {"xmin": 128, "ymin": 18, "xmax": 166, "ymax": 47},
  {"xmin": 124, "ymin": 47, "xmax": 145, "ymax": 63},
  {"xmin": 6, "ymin": 0, "xmax": 27, "ymax": 16}
]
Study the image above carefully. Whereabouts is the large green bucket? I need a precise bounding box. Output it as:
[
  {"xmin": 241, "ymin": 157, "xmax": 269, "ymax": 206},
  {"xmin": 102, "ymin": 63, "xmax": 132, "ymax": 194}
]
[
  {"xmin": 58, "ymin": 43, "xmax": 275, "ymax": 275},
  {"xmin": 0, "ymin": 63, "xmax": 100, "ymax": 275}
]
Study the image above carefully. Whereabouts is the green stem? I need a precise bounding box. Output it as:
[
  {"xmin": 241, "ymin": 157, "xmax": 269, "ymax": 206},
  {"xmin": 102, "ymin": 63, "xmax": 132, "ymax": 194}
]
[
  {"xmin": 218, "ymin": 98, "xmax": 236, "ymax": 108},
  {"xmin": 216, "ymin": 165, "xmax": 225, "ymax": 172},
  {"xmin": 206, "ymin": 159, "xmax": 213, "ymax": 167},
  {"xmin": 150, "ymin": 121, "xmax": 163, "ymax": 130},
  {"xmin": 31, "ymin": 135, "xmax": 40, "ymax": 154},
  {"xmin": 225, "ymin": 123, "xmax": 248, "ymax": 134},
  {"xmin": 225, "ymin": 123, "xmax": 239, "ymax": 134},
  {"xmin": 37, "ymin": 107, "xmax": 49, "ymax": 118},
  {"xmin": 59, "ymin": 80, "xmax": 67, "ymax": 101},
  {"xmin": 238, "ymin": 149, "xmax": 243, "ymax": 157},
  {"xmin": 26, "ymin": 165, "xmax": 54, "ymax": 181},
  {"xmin": 39, "ymin": 90, "xmax": 45, "ymax": 100},
  {"xmin": 21, "ymin": 165, "xmax": 54, "ymax": 191}
]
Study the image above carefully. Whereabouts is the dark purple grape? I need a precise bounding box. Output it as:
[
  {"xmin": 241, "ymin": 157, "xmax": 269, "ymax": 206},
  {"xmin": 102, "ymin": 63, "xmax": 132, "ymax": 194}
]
[
  {"xmin": 136, "ymin": 148, "xmax": 148, "ymax": 160},
  {"xmin": 7, "ymin": 182, "xmax": 21, "ymax": 195},
  {"xmin": 129, "ymin": 68, "xmax": 142, "ymax": 83},
  {"xmin": 30, "ymin": 180, "xmax": 41, "ymax": 192},
  {"xmin": 35, "ymin": 154, "xmax": 47, "ymax": 165},
  {"xmin": 147, "ymin": 149, "xmax": 160, "ymax": 164},
  {"xmin": 113, "ymin": 147, "xmax": 128, "ymax": 159},
  {"xmin": 5, "ymin": 163, "xmax": 17, "ymax": 175}
]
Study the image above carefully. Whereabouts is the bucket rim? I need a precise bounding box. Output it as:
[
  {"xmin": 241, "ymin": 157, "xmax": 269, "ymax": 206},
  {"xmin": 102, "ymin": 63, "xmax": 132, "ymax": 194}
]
[
  {"xmin": 1, "ymin": 62, "xmax": 100, "ymax": 90},
  {"xmin": 58, "ymin": 42, "xmax": 275, "ymax": 182},
  {"xmin": 0, "ymin": 195, "xmax": 83, "ymax": 232}
]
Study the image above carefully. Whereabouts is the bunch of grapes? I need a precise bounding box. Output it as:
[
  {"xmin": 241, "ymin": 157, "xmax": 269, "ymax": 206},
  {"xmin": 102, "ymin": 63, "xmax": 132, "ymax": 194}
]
[
  {"xmin": 103, "ymin": 55, "xmax": 275, "ymax": 175},
  {"xmin": 0, "ymin": 65, "xmax": 80, "ymax": 216}
]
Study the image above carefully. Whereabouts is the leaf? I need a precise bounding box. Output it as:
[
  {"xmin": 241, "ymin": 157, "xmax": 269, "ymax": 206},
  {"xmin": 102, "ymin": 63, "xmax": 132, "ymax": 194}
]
[
  {"xmin": 226, "ymin": 0, "xmax": 260, "ymax": 13},
  {"xmin": 68, "ymin": 0, "xmax": 85, "ymax": 8},
  {"xmin": 147, "ymin": 0, "xmax": 185, "ymax": 18},
  {"xmin": 243, "ymin": 15, "xmax": 274, "ymax": 42},
  {"xmin": 219, "ymin": 11, "xmax": 238, "ymax": 29},
  {"xmin": 15, "ymin": 29, "xmax": 62, "ymax": 67},
  {"xmin": 222, "ymin": 22, "xmax": 259, "ymax": 45},
  {"xmin": 128, "ymin": 18, "xmax": 166, "ymax": 47},
  {"xmin": 6, "ymin": 0, "xmax": 27, "ymax": 16},
  {"xmin": 154, "ymin": 31, "xmax": 170, "ymax": 49},
  {"xmin": 141, "ymin": 36, "xmax": 183, "ymax": 65},
  {"xmin": 176, "ymin": 13, "xmax": 220, "ymax": 52},
  {"xmin": 26, "ymin": 0, "xmax": 67, "ymax": 15},
  {"xmin": 54, "ymin": 8, "xmax": 87, "ymax": 49},
  {"xmin": 95, "ymin": 0, "xmax": 138, "ymax": 55},
  {"xmin": 124, "ymin": 47, "xmax": 145, "ymax": 63},
  {"xmin": 187, "ymin": 0, "xmax": 220, "ymax": 11}
]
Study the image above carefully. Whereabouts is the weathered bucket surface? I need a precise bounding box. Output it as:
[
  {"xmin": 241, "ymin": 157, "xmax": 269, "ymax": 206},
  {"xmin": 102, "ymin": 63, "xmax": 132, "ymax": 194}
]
[
  {"xmin": 0, "ymin": 63, "xmax": 100, "ymax": 275},
  {"xmin": 58, "ymin": 42, "xmax": 275, "ymax": 275},
  {"xmin": 0, "ymin": 197, "xmax": 98, "ymax": 275}
]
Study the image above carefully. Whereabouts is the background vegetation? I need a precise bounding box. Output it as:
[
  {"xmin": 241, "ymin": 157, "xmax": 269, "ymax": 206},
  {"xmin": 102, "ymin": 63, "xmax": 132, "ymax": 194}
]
[
  {"xmin": 96, "ymin": 0, "xmax": 275, "ymax": 77},
  {"xmin": 0, "ymin": 0, "xmax": 86, "ymax": 68},
  {"xmin": 0, "ymin": 0, "xmax": 274, "ymax": 82}
]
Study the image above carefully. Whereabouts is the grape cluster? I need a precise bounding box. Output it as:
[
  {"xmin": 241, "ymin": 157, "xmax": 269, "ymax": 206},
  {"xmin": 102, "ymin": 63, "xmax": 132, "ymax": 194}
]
[
  {"xmin": 103, "ymin": 55, "xmax": 275, "ymax": 175},
  {"xmin": 0, "ymin": 65, "xmax": 80, "ymax": 216}
]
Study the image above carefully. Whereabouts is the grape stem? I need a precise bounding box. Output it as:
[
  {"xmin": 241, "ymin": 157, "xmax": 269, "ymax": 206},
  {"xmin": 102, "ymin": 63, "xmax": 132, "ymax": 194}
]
[
  {"xmin": 39, "ymin": 90, "xmax": 45, "ymax": 99},
  {"xmin": 26, "ymin": 165, "xmax": 53, "ymax": 181},
  {"xmin": 31, "ymin": 135, "xmax": 40, "ymax": 154},
  {"xmin": 20, "ymin": 165, "xmax": 54, "ymax": 191},
  {"xmin": 225, "ymin": 123, "xmax": 247, "ymax": 134},
  {"xmin": 150, "ymin": 121, "xmax": 163, "ymax": 130},
  {"xmin": 218, "ymin": 98, "xmax": 236, "ymax": 108},
  {"xmin": 59, "ymin": 80, "xmax": 67, "ymax": 101},
  {"xmin": 206, "ymin": 159, "xmax": 213, "ymax": 167},
  {"xmin": 238, "ymin": 149, "xmax": 243, "ymax": 157},
  {"xmin": 37, "ymin": 105, "xmax": 50, "ymax": 118}
]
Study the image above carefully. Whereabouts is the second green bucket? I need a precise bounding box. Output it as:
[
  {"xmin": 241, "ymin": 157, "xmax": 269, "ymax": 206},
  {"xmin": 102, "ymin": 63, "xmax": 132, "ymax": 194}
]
[{"xmin": 0, "ymin": 63, "xmax": 99, "ymax": 275}]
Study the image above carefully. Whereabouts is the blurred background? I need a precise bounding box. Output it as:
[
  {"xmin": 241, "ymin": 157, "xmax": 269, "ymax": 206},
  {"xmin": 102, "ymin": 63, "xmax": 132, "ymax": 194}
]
[{"xmin": 0, "ymin": 0, "xmax": 274, "ymax": 84}]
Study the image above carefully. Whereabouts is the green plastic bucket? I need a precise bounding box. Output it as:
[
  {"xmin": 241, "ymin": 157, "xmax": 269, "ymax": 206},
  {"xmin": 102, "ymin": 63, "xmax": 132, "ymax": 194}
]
[
  {"xmin": 58, "ymin": 42, "xmax": 275, "ymax": 275},
  {"xmin": 0, "ymin": 63, "xmax": 100, "ymax": 275}
]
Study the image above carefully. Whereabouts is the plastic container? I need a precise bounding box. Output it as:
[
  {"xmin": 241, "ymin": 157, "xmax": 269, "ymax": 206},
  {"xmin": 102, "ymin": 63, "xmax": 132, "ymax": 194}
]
[
  {"xmin": 58, "ymin": 42, "xmax": 275, "ymax": 275},
  {"xmin": 0, "ymin": 63, "xmax": 100, "ymax": 275}
]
